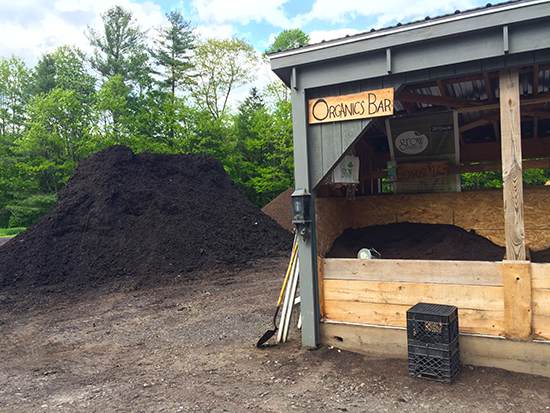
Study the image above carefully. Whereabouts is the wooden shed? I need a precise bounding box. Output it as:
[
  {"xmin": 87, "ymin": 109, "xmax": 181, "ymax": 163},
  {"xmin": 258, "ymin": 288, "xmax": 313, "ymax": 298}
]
[{"xmin": 269, "ymin": 0, "xmax": 550, "ymax": 377}]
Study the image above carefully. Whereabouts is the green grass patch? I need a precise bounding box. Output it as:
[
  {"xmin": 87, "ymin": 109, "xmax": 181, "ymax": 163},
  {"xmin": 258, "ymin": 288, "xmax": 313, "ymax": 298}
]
[{"xmin": 0, "ymin": 227, "xmax": 26, "ymax": 237}]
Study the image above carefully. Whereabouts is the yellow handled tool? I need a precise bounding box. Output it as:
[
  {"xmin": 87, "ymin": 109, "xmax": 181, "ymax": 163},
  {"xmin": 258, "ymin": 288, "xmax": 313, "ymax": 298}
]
[{"xmin": 256, "ymin": 236, "xmax": 298, "ymax": 347}]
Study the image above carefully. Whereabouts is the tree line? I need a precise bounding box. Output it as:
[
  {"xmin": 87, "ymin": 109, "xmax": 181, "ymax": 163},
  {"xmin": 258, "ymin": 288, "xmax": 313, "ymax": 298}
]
[{"xmin": 0, "ymin": 6, "xmax": 310, "ymax": 228}]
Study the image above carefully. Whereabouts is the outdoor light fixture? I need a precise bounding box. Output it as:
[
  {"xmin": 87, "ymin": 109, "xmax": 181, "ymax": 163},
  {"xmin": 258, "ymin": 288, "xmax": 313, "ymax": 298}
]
[{"xmin": 291, "ymin": 188, "xmax": 312, "ymax": 225}]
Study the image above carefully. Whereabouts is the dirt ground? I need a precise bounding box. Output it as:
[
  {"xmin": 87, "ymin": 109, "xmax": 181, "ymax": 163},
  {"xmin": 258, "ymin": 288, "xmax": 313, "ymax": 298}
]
[{"xmin": 1, "ymin": 256, "xmax": 550, "ymax": 413}]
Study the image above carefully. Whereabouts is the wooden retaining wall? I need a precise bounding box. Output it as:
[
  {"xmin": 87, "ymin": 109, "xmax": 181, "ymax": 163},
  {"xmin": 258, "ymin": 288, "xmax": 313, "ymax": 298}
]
[
  {"xmin": 319, "ymin": 258, "xmax": 550, "ymax": 377},
  {"xmin": 315, "ymin": 186, "xmax": 550, "ymax": 257}
]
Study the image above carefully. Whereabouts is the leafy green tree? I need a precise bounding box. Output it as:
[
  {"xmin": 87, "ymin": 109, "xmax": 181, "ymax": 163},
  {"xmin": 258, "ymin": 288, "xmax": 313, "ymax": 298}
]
[
  {"xmin": 93, "ymin": 75, "xmax": 133, "ymax": 148},
  {"xmin": 152, "ymin": 11, "xmax": 196, "ymax": 96},
  {"xmin": 86, "ymin": 6, "xmax": 151, "ymax": 94},
  {"xmin": 31, "ymin": 47, "xmax": 96, "ymax": 104},
  {"xmin": 0, "ymin": 55, "xmax": 31, "ymax": 226},
  {"xmin": 232, "ymin": 88, "xmax": 294, "ymax": 206},
  {"xmin": 7, "ymin": 87, "xmax": 94, "ymax": 226},
  {"xmin": 17, "ymin": 88, "xmax": 94, "ymax": 189},
  {"xmin": 51, "ymin": 46, "xmax": 97, "ymax": 103},
  {"xmin": 192, "ymin": 37, "xmax": 260, "ymax": 119},
  {"xmin": 264, "ymin": 29, "xmax": 309, "ymax": 55},
  {"xmin": 30, "ymin": 54, "xmax": 57, "ymax": 96},
  {"xmin": 0, "ymin": 55, "xmax": 31, "ymax": 139}
]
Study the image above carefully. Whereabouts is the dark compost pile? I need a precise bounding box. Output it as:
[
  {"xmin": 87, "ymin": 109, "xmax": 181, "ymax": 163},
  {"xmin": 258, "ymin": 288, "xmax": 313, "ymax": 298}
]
[
  {"xmin": 326, "ymin": 222, "xmax": 507, "ymax": 261},
  {"xmin": 0, "ymin": 146, "xmax": 293, "ymax": 290}
]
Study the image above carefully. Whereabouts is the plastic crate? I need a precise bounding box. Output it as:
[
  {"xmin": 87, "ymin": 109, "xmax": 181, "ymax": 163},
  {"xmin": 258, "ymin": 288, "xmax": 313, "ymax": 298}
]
[
  {"xmin": 407, "ymin": 303, "xmax": 459, "ymax": 346},
  {"xmin": 408, "ymin": 341, "xmax": 460, "ymax": 384}
]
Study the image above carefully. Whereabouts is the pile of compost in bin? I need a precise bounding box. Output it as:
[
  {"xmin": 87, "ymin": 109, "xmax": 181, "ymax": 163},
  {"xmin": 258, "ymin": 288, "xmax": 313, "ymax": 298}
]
[{"xmin": 326, "ymin": 222, "xmax": 507, "ymax": 261}]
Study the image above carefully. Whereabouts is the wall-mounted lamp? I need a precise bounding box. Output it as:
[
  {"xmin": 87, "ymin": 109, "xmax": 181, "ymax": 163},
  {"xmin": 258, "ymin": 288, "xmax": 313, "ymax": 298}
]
[
  {"xmin": 291, "ymin": 188, "xmax": 312, "ymax": 224},
  {"xmin": 291, "ymin": 188, "xmax": 312, "ymax": 241}
]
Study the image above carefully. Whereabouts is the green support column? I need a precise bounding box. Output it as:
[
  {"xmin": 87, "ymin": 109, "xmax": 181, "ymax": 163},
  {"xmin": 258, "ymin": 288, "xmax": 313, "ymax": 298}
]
[{"xmin": 291, "ymin": 69, "xmax": 320, "ymax": 349}]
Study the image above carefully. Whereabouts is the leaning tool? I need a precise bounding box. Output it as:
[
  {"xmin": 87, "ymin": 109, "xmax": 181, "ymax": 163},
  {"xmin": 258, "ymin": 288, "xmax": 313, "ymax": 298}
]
[{"xmin": 256, "ymin": 235, "xmax": 298, "ymax": 348}]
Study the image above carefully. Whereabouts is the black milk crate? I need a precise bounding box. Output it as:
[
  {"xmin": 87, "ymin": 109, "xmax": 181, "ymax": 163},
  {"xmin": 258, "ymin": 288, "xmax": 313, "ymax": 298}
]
[
  {"xmin": 408, "ymin": 340, "xmax": 460, "ymax": 384},
  {"xmin": 407, "ymin": 302, "xmax": 459, "ymax": 347}
]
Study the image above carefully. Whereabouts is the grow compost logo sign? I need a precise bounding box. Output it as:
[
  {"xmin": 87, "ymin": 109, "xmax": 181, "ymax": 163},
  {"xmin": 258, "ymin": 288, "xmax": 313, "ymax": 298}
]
[
  {"xmin": 308, "ymin": 88, "xmax": 393, "ymax": 124},
  {"xmin": 395, "ymin": 130, "xmax": 429, "ymax": 155}
]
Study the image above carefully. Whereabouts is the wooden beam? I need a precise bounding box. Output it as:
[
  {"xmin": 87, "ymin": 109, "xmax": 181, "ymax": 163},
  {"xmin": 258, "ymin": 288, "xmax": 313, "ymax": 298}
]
[
  {"xmin": 483, "ymin": 72, "xmax": 495, "ymax": 103},
  {"xmin": 323, "ymin": 279, "xmax": 504, "ymax": 311},
  {"xmin": 397, "ymin": 90, "xmax": 485, "ymax": 108},
  {"xmin": 323, "ymin": 300, "xmax": 504, "ymax": 336},
  {"xmin": 457, "ymin": 91, "xmax": 550, "ymax": 113},
  {"xmin": 533, "ymin": 64, "xmax": 540, "ymax": 97},
  {"xmin": 521, "ymin": 107, "xmax": 550, "ymax": 119},
  {"xmin": 459, "ymin": 113, "xmax": 499, "ymax": 133},
  {"xmin": 363, "ymin": 158, "xmax": 550, "ymax": 180},
  {"xmin": 321, "ymin": 258, "xmax": 504, "ymax": 286},
  {"xmin": 502, "ymin": 262, "xmax": 532, "ymax": 340},
  {"xmin": 320, "ymin": 322, "xmax": 550, "ymax": 377},
  {"xmin": 500, "ymin": 68, "xmax": 526, "ymax": 261},
  {"xmin": 317, "ymin": 256, "xmax": 325, "ymax": 319}
]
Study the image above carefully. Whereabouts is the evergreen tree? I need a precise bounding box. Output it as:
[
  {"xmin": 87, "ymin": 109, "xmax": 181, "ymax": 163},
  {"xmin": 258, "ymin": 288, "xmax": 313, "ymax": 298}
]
[
  {"xmin": 152, "ymin": 11, "xmax": 196, "ymax": 97},
  {"xmin": 232, "ymin": 88, "xmax": 294, "ymax": 207},
  {"xmin": 30, "ymin": 54, "xmax": 57, "ymax": 96},
  {"xmin": 86, "ymin": 6, "xmax": 151, "ymax": 94}
]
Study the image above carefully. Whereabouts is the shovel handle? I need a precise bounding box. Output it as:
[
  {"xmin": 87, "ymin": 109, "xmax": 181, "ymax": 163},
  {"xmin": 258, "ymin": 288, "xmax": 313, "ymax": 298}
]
[{"xmin": 277, "ymin": 236, "xmax": 298, "ymax": 307}]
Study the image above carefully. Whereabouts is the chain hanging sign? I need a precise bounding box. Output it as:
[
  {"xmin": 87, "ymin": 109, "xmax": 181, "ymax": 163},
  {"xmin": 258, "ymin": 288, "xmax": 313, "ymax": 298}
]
[{"xmin": 308, "ymin": 88, "xmax": 394, "ymax": 124}]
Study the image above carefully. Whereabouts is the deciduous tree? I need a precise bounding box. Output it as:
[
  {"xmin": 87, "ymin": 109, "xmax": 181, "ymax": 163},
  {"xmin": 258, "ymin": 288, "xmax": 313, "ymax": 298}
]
[{"xmin": 192, "ymin": 38, "xmax": 260, "ymax": 119}]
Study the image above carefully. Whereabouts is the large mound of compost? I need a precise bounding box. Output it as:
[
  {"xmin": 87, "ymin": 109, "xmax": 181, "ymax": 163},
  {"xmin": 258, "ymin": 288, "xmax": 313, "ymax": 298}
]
[
  {"xmin": 0, "ymin": 146, "xmax": 293, "ymax": 289},
  {"xmin": 326, "ymin": 222, "xmax": 507, "ymax": 261}
]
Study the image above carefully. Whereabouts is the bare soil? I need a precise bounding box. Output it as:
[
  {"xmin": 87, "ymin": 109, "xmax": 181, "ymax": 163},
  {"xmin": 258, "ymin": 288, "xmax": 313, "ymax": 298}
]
[{"xmin": 1, "ymin": 257, "xmax": 550, "ymax": 413}]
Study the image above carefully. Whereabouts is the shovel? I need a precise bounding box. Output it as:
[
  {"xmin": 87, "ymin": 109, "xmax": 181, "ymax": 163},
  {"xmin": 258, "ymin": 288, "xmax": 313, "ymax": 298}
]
[{"xmin": 256, "ymin": 236, "xmax": 298, "ymax": 348}]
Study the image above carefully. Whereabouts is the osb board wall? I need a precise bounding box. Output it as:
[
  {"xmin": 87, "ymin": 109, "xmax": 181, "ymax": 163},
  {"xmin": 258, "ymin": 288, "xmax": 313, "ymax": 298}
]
[{"xmin": 315, "ymin": 186, "xmax": 550, "ymax": 257}]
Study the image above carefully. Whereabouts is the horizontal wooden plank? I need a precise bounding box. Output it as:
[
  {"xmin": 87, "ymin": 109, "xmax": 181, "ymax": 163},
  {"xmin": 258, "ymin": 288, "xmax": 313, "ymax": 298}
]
[
  {"xmin": 531, "ymin": 263, "xmax": 550, "ymax": 290},
  {"xmin": 364, "ymin": 158, "xmax": 550, "ymax": 179},
  {"xmin": 320, "ymin": 322, "xmax": 408, "ymax": 359},
  {"xmin": 323, "ymin": 279, "xmax": 505, "ymax": 311},
  {"xmin": 320, "ymin": 322, "xmax": 550, "ymax": 377},
  {"xmin": 459, "ymin": 334, "xmax": 550, "ymax": 377},
  {"xmin": 533, "ymin": 290, "xmax": 550, "ymax": 315},
  {"xmin": 324, "ymin": 300, "xmax": 505, "ymax": 336},
  {"xmin": 533, "ymin": 315, "xmax": 550, "ymax": 340},
  {"xmin": 322, "ymin": 258, "xmax": 503, "ymax": 286}
]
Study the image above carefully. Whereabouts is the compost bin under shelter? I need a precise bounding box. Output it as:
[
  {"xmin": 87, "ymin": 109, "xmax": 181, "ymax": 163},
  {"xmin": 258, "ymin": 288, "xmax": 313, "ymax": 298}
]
[{"xmin": 269, "ymin": 0, "xmax": 550, "ymax": 377}]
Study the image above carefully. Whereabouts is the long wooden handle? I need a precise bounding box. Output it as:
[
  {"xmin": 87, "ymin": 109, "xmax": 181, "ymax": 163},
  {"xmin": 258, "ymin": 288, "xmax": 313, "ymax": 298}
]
[{"xmin": 277, "ymin": 236, "xmax": 298, "ymax": 307}]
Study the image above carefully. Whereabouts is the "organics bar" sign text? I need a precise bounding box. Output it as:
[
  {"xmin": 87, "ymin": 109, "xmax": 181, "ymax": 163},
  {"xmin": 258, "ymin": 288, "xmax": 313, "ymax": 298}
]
[{"xmin": 308, "ymin": 88, "xmax": 394, "ymax": 125}]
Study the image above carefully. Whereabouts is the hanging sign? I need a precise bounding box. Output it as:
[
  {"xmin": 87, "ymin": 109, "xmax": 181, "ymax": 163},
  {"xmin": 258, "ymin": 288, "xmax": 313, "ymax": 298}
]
[
  {"xmin": 331, "ymin": 155, "xmax": 360, "ymax": 184},
  {"xmin": 386, "ymin": 111, "xmax": 460, "ymax": 194},
  {"xmin": 308, "ymin": 88, "xmax": 394, "ymax": 124},
  {"xmin": 387, "ymin": 160, "xmax": 449, "ymax": 182}
]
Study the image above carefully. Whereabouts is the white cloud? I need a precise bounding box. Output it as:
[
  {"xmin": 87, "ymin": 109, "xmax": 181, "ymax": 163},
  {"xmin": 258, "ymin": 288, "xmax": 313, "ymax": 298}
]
[
  {"xmin": 305, "ymin": 0, "xmax": 478, "ymax": 28},
  {"xmin": 196, "ymin": 24, "xmax": 235, "ymax": 40},
  {"xmin": 309, "ymin": 28, "xmax": 361, "ymax": 45},
  {"xmin": 191, "ymin": 0, "xmax": 291, "ymax": 27},
  {"xmin": 0, "ymin": 0, "xmax": 165, "ymax": 67}
]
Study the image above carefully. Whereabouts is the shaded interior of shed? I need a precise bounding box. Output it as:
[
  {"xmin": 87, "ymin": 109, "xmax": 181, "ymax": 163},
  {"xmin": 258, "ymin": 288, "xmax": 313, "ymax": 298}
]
[{"xmin": 316, "ymin": 65, "xmax": 550, "ymax": 198}]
